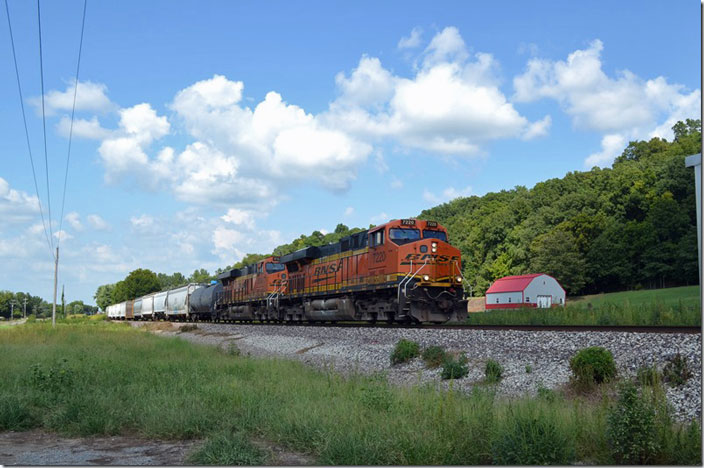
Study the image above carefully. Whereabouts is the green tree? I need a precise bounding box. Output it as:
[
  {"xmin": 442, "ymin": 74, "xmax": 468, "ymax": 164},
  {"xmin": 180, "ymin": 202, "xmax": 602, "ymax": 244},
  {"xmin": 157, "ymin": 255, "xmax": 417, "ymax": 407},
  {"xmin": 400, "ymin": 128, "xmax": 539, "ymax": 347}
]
[
  {"xmin": 188, "ymin": 268, "xmax": 213, "ymax": 284},
  {"xmin": 93, "ymin": 284, "xmax": 115, "ymax": 311},
  {"xmin": 530, "ymin": 230, "xmax": 587, "ymax": 295},
  {"xmin": 111, "ymin": 269, "xmax": 160, "ymax": 303}
]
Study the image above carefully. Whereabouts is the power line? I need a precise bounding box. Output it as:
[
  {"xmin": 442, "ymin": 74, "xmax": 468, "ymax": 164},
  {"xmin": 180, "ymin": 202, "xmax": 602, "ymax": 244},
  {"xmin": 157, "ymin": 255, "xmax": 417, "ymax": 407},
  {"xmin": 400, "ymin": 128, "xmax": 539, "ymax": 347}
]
[
  {"xmin": 3, "ymin": 0, "xmax": 54, "ymax": 258},
  {"xmin": 57, "ymin": 0, "xmax": 88, "ymax": 247},
  {"xmin": 37, "ymin": 0, "xmax": 54, "ymax": 252}
]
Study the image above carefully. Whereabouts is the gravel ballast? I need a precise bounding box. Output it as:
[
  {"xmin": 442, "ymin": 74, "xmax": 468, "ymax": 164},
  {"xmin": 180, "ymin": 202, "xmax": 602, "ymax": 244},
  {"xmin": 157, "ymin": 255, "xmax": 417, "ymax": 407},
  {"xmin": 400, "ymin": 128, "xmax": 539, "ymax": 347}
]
[{"xmin": 132, "ymin": 322, "xmax": 701, "ymax": 423}]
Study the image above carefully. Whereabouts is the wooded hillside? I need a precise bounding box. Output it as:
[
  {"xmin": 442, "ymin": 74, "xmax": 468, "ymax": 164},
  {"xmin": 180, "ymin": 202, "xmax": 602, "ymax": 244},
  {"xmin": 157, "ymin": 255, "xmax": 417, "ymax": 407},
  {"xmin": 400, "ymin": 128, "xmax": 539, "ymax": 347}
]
[{"xmin": 419, "ymin": 120, "xmax": 701, "ymax": 295}]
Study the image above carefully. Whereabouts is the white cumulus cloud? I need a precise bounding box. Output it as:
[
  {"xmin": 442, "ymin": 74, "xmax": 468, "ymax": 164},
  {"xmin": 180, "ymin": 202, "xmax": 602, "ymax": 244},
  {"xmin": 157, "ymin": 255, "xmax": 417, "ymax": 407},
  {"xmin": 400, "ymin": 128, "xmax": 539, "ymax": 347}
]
[
  {"xmin": 513, "ymin": 39, "xmax": 701, "ymax": 166},
  {"xmin": 31, "ymin": 80, "xmax": 114, "ymax": 116}
]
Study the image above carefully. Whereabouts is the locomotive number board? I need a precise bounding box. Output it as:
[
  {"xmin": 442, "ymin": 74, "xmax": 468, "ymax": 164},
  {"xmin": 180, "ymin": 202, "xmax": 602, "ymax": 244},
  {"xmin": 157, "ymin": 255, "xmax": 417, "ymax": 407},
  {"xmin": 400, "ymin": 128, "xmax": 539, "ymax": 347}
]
[
  {"xmin": 426, "ymin": 221, "xmax": 438, "ymax": 227},
  {"xmin": 400, "ymin": 219, "xmax": 416, "ymax": 226}
]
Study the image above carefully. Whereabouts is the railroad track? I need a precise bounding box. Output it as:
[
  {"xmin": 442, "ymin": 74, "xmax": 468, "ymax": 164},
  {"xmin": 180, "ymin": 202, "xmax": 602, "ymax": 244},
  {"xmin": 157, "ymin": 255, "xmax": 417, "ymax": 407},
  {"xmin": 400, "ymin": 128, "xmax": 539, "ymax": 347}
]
[{"xmin": 128, "ymin": 319, "xmax": 701, "ymax": 334}]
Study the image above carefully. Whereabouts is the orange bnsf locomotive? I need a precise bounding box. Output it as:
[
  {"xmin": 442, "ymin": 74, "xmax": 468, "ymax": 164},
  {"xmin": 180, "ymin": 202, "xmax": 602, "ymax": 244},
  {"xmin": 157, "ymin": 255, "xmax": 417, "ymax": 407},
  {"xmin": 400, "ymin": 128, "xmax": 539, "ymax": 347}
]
[{"xmin": 215, "ymin": 219, "xmax": 467, "ymax": 323}]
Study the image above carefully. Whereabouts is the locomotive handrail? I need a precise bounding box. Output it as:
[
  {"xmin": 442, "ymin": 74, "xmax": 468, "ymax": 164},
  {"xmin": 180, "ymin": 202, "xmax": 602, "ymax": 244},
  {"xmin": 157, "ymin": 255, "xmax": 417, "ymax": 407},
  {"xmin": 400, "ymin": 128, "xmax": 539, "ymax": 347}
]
[
  {"xmin": 404, "ymin": 261, "xmax": 428, "ymax": 296},
  {"xmin": 266, "ymin": 279, "xmax": 288, "ymax": 309},
  {"xmin": 397, "ymin": 260, "xmax": 428, "ymax": 304},
  {"xmin": 453, "ymin": 260, "xmax": 471, "ymax": 298}
]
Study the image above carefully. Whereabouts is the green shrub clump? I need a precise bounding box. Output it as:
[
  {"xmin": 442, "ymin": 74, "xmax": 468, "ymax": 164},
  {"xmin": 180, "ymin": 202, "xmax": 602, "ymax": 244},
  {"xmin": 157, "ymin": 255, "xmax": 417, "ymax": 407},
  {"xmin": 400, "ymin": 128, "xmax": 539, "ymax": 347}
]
[
  {"xmin": 421, "ymin": 346, "xmax": 447, "ymax": 368},
  {"xmin": 607, "ymin": 382, "xmax": 658, "ymax": 464},
  {"xmin": 569, "ymin": 346, "xmax": 616, "ymax": 388},
  {"xmin": 441, "ymin": 353, "xmax": 469, "ymax": 380},
  {"xmin": 492, "ymin": 404, "xmax": 575, "ymax": 464},
  {"xmin": 485, "ymin": 359, "xmax": 503, "ymax": 384},
  {"xmin": 663, "ymin": 353, "xmax": 691, "ymax": 387},
  {"xmin": 390, "ymin": 339, "xmax": 420, "ymax": 365}
]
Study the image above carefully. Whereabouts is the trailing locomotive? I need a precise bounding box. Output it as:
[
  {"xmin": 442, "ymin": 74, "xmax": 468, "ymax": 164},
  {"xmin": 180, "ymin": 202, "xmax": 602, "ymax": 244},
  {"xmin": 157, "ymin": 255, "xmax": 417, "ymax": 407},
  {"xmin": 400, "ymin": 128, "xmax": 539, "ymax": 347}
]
[{"xmin": 107, "ymin": 219, "xmax": 468, "ymax": 324}]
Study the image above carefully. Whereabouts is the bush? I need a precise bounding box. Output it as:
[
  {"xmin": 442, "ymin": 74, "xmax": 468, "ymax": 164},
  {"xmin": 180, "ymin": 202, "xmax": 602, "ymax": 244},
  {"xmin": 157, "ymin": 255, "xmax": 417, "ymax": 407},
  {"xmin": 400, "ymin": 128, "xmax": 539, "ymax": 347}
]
[
  {"xmin": 421, "ymin": 346, "xmax": 447, "ymax": 368},
  {"xmin": 662, "ymin": 353, "xmax": 691, "ymax": 387},
  {"xmin": 607, "ymin": 382, "xmax": 659, "ymax": 464},
  {"xmin": 492, "ymin": 404, "xmax": 575, "ymax": 464},
  {"xmin": 485, "ymin": 359, "xmax": 503, "ymax": 384},
  {"xmin": 390, "ymin": 339, "xmax": 420, "ymax": 365},
  {"xmin": 26, "ymin": 314, "xmax": 36, "ymax": 323},
  {"xmin": 569, "ymin": 347, "xmax": 616, "ymax": 389},
  {"xmin": 441, "ymin": 353, "xmax": 469, "ymax": 380}
]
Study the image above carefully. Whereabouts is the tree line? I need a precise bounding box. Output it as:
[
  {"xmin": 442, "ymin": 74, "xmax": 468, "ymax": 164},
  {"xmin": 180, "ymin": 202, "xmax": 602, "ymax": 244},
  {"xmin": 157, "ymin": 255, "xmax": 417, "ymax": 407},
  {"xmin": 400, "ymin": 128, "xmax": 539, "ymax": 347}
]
[
  {"xmin": 0, "ymin": 290, "xmax": 98, "ymax": 320},
  {"xmin": 95, "ymin": 119, "xmax": 700, "ymax": 307}
]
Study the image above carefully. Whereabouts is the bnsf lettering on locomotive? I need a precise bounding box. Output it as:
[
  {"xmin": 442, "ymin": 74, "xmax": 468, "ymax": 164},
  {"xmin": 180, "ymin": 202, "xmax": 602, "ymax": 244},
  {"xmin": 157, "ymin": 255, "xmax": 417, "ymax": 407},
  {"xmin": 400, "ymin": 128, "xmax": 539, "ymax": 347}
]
[{"xmin": 314, "ymin": 260, "xmax": 343, "ymax": 276}]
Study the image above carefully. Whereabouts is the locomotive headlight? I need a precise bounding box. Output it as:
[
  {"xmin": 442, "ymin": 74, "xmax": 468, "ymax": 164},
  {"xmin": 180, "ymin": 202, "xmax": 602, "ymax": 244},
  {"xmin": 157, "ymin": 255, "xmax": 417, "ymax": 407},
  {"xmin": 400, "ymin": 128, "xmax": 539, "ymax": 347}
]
[
  {"xmin": 423, "ymin": 275, "xmax": 430, "ymax": 281},
  {"xmin": 456, "ymin": 276, "xmax": 463, "ymax": 283},
  {"xmin": 431, "ymin": 242, "xmax": 438, "ymax": 252}
]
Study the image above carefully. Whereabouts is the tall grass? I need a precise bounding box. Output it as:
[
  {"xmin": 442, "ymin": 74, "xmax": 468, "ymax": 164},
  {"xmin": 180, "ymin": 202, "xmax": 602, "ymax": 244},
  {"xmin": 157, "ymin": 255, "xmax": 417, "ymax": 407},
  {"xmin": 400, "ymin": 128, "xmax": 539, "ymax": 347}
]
[
  {"xmin": 465, "ymin": 301, "xmax": 701, "ymax": 327},
  {"xmin": 0, "ymin": 321, "xmax": 699, "ymax": 465}
]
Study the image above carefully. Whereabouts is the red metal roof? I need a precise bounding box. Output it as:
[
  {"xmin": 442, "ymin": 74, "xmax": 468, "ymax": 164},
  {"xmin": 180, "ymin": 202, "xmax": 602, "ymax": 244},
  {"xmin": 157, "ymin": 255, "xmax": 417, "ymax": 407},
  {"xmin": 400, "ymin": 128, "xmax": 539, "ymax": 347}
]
[{"xmin": 486, "ymin": 274, "xmax": 544, "ymax": 293}]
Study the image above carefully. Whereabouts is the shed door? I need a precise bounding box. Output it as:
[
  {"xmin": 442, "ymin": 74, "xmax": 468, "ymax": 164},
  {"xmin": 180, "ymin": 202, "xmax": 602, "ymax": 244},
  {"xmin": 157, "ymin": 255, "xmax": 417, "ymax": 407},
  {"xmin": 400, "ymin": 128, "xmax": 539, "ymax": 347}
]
[{"xmin": 537, "ymin": 295, "xmax": 552, "ymax": 308}]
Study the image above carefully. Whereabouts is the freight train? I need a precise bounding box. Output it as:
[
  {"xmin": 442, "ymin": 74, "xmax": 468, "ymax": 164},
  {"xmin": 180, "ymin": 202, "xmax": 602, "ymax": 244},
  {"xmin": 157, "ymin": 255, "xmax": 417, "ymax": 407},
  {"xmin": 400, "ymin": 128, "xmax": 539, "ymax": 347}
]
[{"xmin": 107, "ymin": 219, "xmax": 468, "ymax": 324}]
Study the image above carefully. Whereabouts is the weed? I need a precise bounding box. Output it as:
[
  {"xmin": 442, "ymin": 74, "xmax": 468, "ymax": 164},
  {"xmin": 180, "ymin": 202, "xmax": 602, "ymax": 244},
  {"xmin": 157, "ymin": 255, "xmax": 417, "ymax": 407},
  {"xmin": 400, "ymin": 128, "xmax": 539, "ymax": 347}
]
[
  {"xmin": 29, "ymin": 359, "xmax": 74, "ymax": 393},
  {"xmin": 441, "ymin": 353, "xmax": 469, "ymax": 380},
  {"xmin": 607, "ymin": 382, "xmax": 658, "ymax": 464},
  {"xmin": 187, "ymin": 430, "xmax": 268, "ymax": 465},
  {"xmin": 525, "ymin": 364, "xmax": 532, "ymax": 374},
  {"xmin": 390, "ymin": 339, "xmax": 420, "ymax": 365},
  {"xmin": 569, "ymin": 347, "xmax": 615, "ymax": 390},
  {"xmin": 222, "ymin": 341, "xmax": 241, "ymax": 356},
  {"xmin": 0, "ymin": 396, "xmax": 36, "ymax": 431},
  {"xmin": 178, "ymin": 324, "xmax": 198, "ymax": 333},
  {"xmin": 421, "ymin": 345, "xmax": 447, "ymax": 368},
  {"xmin": 662, "ymin": 353, "xmax": 691, "ymax": 387},
  {"xmin": 537, "ymin": 386, "xmax": 557, "ymax": 403},
  {"xmin": 492, "ymin": 403, "xmax": 575, "ymax": 465},
  {"xmin": 636, "ymin": 365, "xmax": 661, "ymax": 387},
  {"xmin": 358, "ymin": 380, "xmax": 393, "ymax": 411},
  {"xmin": 484, "ymin": 359, "xmax": 503, "ymax": 384},
  {"xmin": 26, "ymin": 314, "xmax": 36, "ymax": 323}
]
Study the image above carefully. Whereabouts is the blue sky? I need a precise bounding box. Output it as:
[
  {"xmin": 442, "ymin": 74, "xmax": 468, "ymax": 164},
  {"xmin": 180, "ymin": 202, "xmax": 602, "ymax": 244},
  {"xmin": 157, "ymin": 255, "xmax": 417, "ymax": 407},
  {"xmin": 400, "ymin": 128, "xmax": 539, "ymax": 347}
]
[{"xmin": 0, "ymin": 0, "xmax": 700, "ymax": 305}]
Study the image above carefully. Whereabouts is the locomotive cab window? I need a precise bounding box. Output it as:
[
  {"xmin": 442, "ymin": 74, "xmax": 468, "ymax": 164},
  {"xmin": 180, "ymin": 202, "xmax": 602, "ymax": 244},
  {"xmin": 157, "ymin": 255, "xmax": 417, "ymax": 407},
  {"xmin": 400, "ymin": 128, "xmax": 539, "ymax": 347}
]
[
  {"xmin": 265, "ymin": 263, "xmax": 285, "ymax": 274},
  {"xmin": 389, "ymin": 228, "xmax": 420, "ymax": 246},
  {"xmin": 369, "ymin": 230, "xmax": 384, "ymax": 247},
  {"xmin": 422, "ymin": 229, "xmax": 447, "ymax": 242}
]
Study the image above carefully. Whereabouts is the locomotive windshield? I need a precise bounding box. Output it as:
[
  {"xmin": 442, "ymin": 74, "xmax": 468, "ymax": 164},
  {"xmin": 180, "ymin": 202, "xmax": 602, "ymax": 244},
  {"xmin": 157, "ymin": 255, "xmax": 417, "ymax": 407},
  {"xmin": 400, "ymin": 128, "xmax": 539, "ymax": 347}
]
[
  {"xmin": 265, "ymin": 263, "xmax": 285, "ymax": 273},
  {"xmin": 422, "ymin": 229, "xmax": 447, "ymax": 242},
  {"xmin": 389, "ymin": 228, "xmax": 421, "ymax": 245}
]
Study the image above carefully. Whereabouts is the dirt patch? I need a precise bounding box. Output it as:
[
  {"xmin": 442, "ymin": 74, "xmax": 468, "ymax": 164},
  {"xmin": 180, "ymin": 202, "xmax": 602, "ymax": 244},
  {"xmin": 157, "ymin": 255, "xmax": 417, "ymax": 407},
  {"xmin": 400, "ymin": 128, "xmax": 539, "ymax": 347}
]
[
  {"xmin": 0, "ymin": 429, "xmax": 199, "ymax": 466},
  {"xmin": 139, "ymin": 322, "xmax": 176, "ymax": 332}
]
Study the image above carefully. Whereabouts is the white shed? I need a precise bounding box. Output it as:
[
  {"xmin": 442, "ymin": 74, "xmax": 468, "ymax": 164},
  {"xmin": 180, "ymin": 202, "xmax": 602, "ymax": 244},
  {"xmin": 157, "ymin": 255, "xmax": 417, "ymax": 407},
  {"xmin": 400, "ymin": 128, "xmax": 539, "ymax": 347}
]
[{"xmin": 485, "ymin": 273, "xmax": 565, "ymax": 310}]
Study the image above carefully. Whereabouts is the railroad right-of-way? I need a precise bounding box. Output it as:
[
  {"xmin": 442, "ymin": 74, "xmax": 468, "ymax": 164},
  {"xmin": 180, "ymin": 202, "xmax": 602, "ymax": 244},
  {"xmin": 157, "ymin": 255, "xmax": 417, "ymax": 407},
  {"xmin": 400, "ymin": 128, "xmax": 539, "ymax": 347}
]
[{"xmin": 132, "ymin": 321, "xmax": 701, "ymax": 423}]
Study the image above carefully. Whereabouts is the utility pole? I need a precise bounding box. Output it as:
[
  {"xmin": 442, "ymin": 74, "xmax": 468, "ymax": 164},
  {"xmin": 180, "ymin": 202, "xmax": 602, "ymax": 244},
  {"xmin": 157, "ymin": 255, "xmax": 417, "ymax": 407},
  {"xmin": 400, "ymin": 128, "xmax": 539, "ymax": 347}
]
[
  {"xmin": 23, "ymin": 298, "xmax": 27, "ymax": 318},
  {"xmin": 10, "ymin": 301, "xmax": 15, "ymax": 321},
  {"xmin": 52, "ymin": 247, "xmax": 59, "ymax": 327}
]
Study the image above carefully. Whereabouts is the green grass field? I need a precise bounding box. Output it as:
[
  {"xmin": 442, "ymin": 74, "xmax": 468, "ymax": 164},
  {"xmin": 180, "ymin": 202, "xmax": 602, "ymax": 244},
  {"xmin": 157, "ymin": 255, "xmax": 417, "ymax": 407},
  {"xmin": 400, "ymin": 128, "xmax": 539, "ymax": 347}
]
[
  {"xmin": 466, "ymin": 286, "xmax": 701, "ymax": 327},
  {"xmin": 570, "ymin": 285, "xmax": 701, "ymax": 309},
  {"xmin": 0, "ymin": 320, "xmax": 700, "ymax": 465}
]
